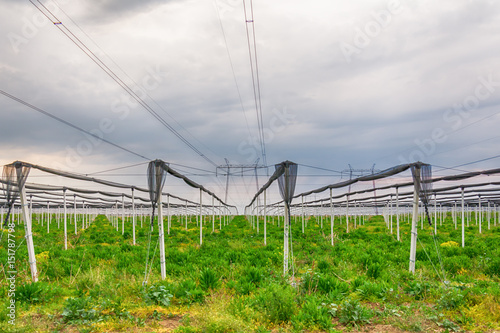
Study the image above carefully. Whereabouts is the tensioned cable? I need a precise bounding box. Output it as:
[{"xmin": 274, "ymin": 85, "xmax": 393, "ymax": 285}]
[
  {"xmin": 87, "ymin": 162, "xmax": 150, "ymax": 176},
  {"xmin": 297, "ymin": 163, "xmax": 343, "ymax": 174},
  {"xmin": 0, "ymin": 89, "xmax": 151, "ymax": 161},
  {"xmin": 429, "ymin": 135, "xmax": 500, "ymax": 164},
  {"xmin": 431, "ymin": 164, "xmax": 471, "ymax": 174},
  {"xmin": 30, "ymin": 0, "xmax": 219, "ymax": 168},
  {"xmin": 436, "ymin": 154, "xmax": 500, "ymax": 172}
]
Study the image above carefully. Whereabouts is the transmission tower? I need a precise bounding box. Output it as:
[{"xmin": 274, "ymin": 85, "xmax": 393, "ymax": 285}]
[{"xmin": 216, "ymin": 158, "xmax": 267, "ymax": 203}]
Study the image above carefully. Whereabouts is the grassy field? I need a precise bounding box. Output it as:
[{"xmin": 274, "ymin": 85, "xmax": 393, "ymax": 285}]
[{"xmin": 1, "ymin": 211, "xmax": 499, "ymax": 332}]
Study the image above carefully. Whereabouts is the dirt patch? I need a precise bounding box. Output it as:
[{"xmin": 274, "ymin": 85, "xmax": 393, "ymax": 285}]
[{"xmin": 158, "ymin": 318, "xmax": 182, "ymax": 331}]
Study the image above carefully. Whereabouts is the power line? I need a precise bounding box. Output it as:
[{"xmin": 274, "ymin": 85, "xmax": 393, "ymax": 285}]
[
  {"xmin": 243, "ymin": 0, "xmax": 267, "ymax": 166},
  {"xmin": 213, "ymin": 0, "xmax": 253, "ymax": 142},
  {"xmin": 442, "ymin": 154, "xmax": 500, "ymax": 171},
  {"xmin": 29, "ymin": 0, "xmax": 219, "ymax": 168},
  {"xmin": 0, "ymin": 89, "xmax": 151, "ymax": 161}
]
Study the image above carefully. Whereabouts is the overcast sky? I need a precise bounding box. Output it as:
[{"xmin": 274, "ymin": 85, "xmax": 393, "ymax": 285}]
[{"xmin": 1, "ymin": 0, "xmax": 500, "ymax": 208}]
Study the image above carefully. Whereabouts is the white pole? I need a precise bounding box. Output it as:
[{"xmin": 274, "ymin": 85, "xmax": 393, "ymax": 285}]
[
  {"xmin": 158, "ymin": 193, "xmax": 166, "ymax": 280},
  {"xmin": 409, "ymin": 167, "xmax": 420, "ymax": 273},
  {"xmin": 83, "ymin": 201, "xmax": 86, "ymax": 231},
  {"xmin": 167, "ymin": 195, "xmax": 171, "ymax": 235},
  {"xmin": 256, "ymin": 201, "xmax": 259, "ymax": 233},
  {"xmin": 74, "ymin": 195, "xmax": 77, "ymax": 234},
  {"xmin": 396, "ymin": 187, "xmax": 400, "ymax": 241},
  {"xmin": 454, "ymin": 201, "xmax": 457, "ymax": 229},
  {"xmin": 461, "ymin": 188, "xmax": 465, "ymax": 248},
  {"xmin": 283, "ymin": 202, "xmax": 289, "ymax": 276},
  {"xmin": 346, "ymin": 195, "xmax": 350, "ymax": 233},
  {"xmin": 116, "ymin": 202, "xmax": 119, "ymax": 232},
  {"xmin": 212, "ymin": 196, "xmax": 215, "ymax": 233},
  {"xmin": 199, "ymin": 189, "xmax": 203, "ymax": 246},
  {"xmin": 132, "ymin": 189, "xmax": 136, "ymax": 245},
  {"xmin": 301, "ymin": 195, "xmax": 304, "ymax": 234},
  {"xmin": 434, "ymin": 193, "xmax": 437, "ymax": 234},
  {"xmin": 29, "ymin": 195, "xmax": 33, "ymax": 225},
  {"xmin": 64, "ymin": 190, "xmax": 67, "ymax": 250},
  {"xmin": 121, "ymin": 195, "xmax": 125, "ymax": 235},
  {"xmin": 264, "ymin": 190, "xmax": 267, "ymax": 246},
  {"xmin": 18, "ymin": 175, "xmax": 38, "ymax": 282},
  {"xmin": 330, "ymin": 188, "xmax": 334, "ymax": 246},
  {"xmin": 496, "ymin": 204, "xmax": 498, "ymax": 227},
  {"xmin": 47, "ymin": 202, "xmax": 50, "ymax": 234},
  {"xmin": 487, "ymin": 201, "xmax": 491, "ymax": 230},
  {"xmin": 479, "ymin": 196, "xmax": 482, "ymax": 234},
  {"xmin": 185, "ymin": 201, "xmax": 188, "ymax": 230},
  {"xmin": 389, "ymin": 195, "xmax": 393, "ymax": 234}
]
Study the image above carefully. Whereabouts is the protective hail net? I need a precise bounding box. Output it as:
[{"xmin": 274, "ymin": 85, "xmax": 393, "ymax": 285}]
[
  {"xmin": 144, "ymin": 160, "xmax": 167, "ymax": 287},
  {"xmin": 275, "ymin": 161, "xmax": 298, "ymax": 279},
  {"xmin": 2, "ymin": 163, "xmax": 30, "ymax": 225},
  {"xmin": 411, "ymin": 163, "xmax": 433, "ymax": 226},
  {"xmin": 147, "ymin": 160, "xmax": 167, "ymax": 226},
  {"xmin": 276, "ymin": 161, "xmax": 298, "ymax": 205}
]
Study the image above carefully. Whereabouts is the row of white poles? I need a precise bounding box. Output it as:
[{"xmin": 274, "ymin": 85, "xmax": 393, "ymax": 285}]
[{"xmin": 246, "ymin": 179, "xmax": 499, "ymax": 276}]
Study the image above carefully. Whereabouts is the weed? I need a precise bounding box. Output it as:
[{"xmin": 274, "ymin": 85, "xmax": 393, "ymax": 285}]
[
  {"xmin": 367, "ymin": 262, "xmax": 382, "ymax": 279},
  {"xmin": 199, "ymin": 268, "xmax": 220, "ymax": 291},
  {"xmin": 254, "ymin": 284, "xmax": 297, "ymax": 324},
  {"xmin": 292, "ymin": 296, "xmax": 332, "ymax": 330},
  {"xmin": 16, "ymin": 281, "xmax": 52, "ymax": 304},
  {"xmin": 338, "ymin": 298, "xmax": 372, "ymax": 327},
  {"xmin": 144, "ymin": 284, "xmax": 173, "ymax": 307},
  {"xmin": 405, "ymin": 281, "xmax": 431, "ymax": 300},
  {"xmin": 437, "ymin": 288, "xmax": 467, "ymax": 310},
  {"xmin": 61, "ymin": 296, "xmax": 102, "ymax": 324}
]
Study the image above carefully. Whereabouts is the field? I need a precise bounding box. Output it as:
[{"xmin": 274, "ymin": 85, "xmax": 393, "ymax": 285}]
[{"xmin": 1, "ymin": 212, "xmax": 500, "ymax": 332}]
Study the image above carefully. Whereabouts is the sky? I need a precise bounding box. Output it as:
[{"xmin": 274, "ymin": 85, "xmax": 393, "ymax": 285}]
[{"xmin": 1, "ymin": 0, "xmax": 500, "ymax": 209}]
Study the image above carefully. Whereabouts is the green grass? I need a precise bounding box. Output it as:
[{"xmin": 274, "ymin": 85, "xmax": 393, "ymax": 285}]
[{"xmin": 0, "ymin": 212, "xmax": 499, "ymax": 332}]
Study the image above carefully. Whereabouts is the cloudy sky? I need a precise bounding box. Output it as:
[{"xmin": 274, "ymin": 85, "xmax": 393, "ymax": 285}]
[{"xmin": 1, "ymin": 0, "xmax": 500, "ymax": 208}]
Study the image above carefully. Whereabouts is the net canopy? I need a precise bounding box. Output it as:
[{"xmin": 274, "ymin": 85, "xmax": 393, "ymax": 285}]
[
  {"xmin": 147, "ymin": 160, "xmax": 167, "ymax": 208},
  {"xmin": 276, "ymin": 161, "xmax": 298, "ymax": 205},
  {"xmin": 250, "ymin": 162, "xmax": 500, "ymax": 217},
  {"xmin": 0, "ymin": 160, "xmax": 236, "ymax": 216},
  {"xmin": 411, "ymin": 163, "xmax": 432, "ymax": 225},
  {"xmin": 2, "ymin": 162, "xmax": 31, "ymax": 223}
]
